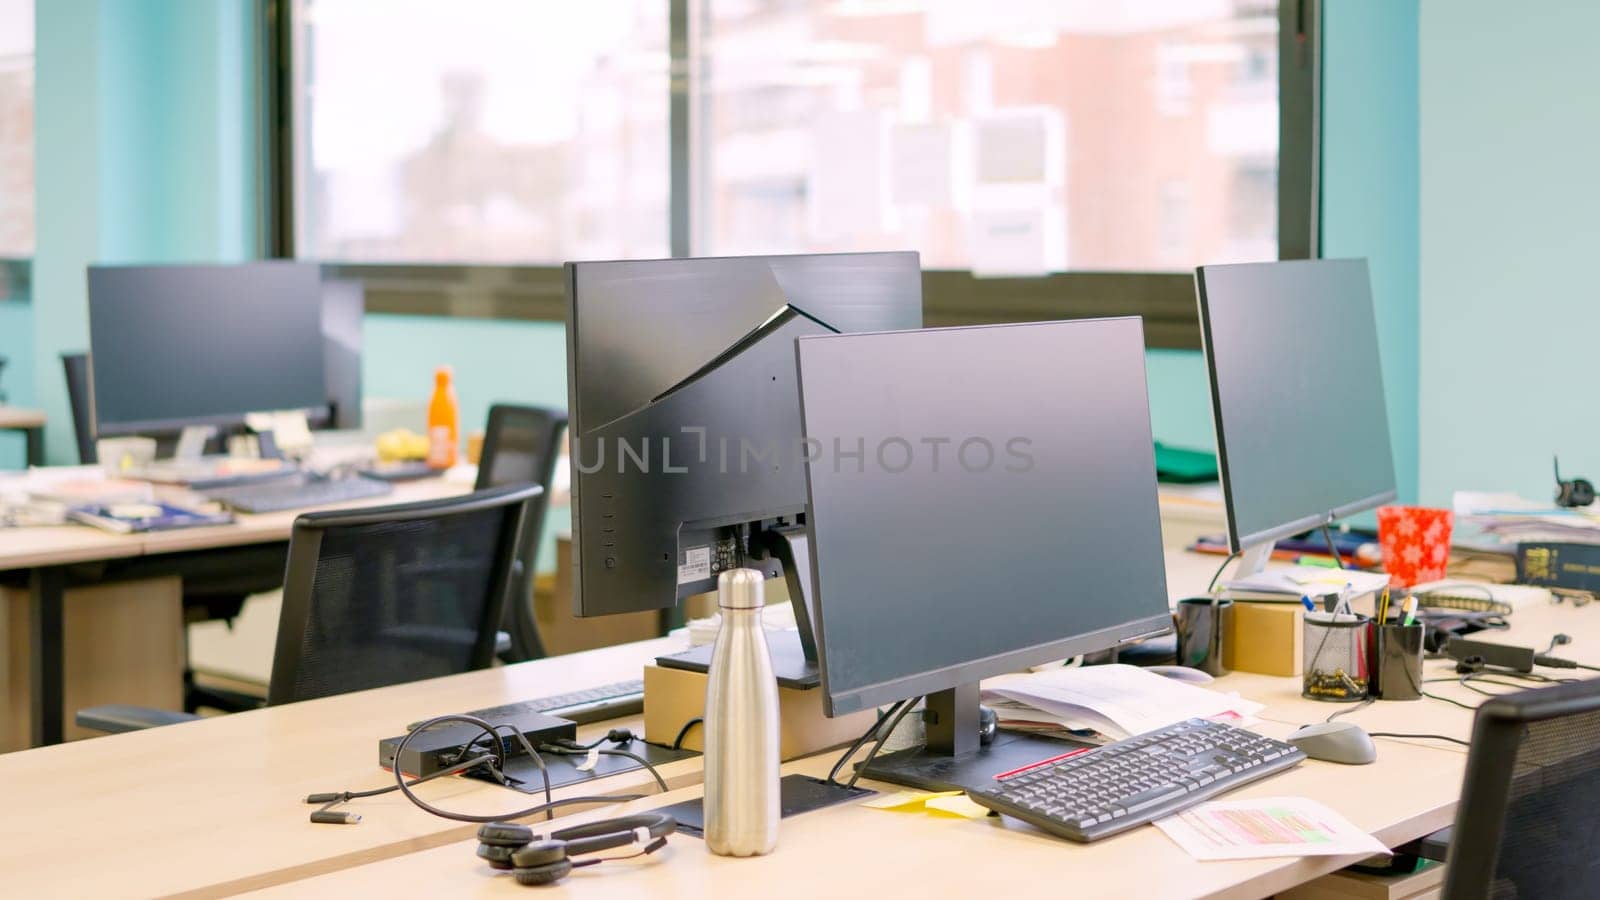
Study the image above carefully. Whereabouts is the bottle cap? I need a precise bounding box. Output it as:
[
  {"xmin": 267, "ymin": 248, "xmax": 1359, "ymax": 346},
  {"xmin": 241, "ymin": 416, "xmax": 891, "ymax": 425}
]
[
  {"xmin": 435, "ymin": 365, "xmax": 453, "ymax": 384},
  {"xmin": 717, "ymin": 568, "xmax": 765, "ymax": 610}
]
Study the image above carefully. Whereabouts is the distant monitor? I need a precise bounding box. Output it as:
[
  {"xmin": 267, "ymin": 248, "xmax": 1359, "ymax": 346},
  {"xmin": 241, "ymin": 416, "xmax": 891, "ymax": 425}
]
[
  {"xmin": 564, "ymin": 251, "xmax": 922, "ymax": 683},
  {"xmin": 88, "ymin": 262, "xmax": 330, "ymax": 437},
  {"xmin": 317, "ymin": 277, "xmax": 364, "ymax": 431},
  {"xmin": 1196, "ymin": 258, "xmax": 1396, "ymax": 580},
  {"xmin": 799, "ymin": 317, "xmax": 1171, "ymax": 791}
]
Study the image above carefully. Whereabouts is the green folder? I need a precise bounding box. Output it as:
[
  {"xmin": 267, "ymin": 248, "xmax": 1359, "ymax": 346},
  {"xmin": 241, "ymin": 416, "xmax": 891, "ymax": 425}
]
[{"xmin": 1153, "ymin": 441, "xmax": 1218, "ymax": 483}]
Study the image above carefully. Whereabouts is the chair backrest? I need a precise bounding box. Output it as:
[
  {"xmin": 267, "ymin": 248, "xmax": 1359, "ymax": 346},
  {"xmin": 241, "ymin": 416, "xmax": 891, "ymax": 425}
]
[
  {"xmin": 1444, "ymin": 678, "xmax": 1600, "ymax": 899},
  {"xmin": 266, "ymin": 483, "xmax": 541, "ymax": 705},
  {"xmin": 475, "ymin": 404, "xmax": 567, "ymax": 661},
  {"xmin": 61, "ymin": 352, "xmax": 97, "ymax": 464}
]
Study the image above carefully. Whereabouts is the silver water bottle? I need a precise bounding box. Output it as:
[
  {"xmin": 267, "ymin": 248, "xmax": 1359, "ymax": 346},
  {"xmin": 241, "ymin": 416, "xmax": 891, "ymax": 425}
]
[{"xmin": 703, "ymin": 568, "xmax": 780, "ymax": 856}]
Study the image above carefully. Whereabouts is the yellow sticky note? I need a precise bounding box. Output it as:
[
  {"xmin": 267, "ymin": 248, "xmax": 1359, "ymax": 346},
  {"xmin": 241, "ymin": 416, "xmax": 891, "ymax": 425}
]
[
  {"xmin": 863, "ymin": 789, "xmax": 963, "ymax": 811},
  {"xmin": 924, "ymin": 794, "xmax": 993, "ymax": 820}
]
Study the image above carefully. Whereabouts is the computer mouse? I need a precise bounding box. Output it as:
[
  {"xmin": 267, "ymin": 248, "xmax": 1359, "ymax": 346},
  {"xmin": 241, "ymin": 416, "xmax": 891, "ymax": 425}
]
[
  {"xmin": 978, "ymin": 704, "xmax": 999, "ymax": 746},
  {"xmin": 1286, "ymin": 721, "xmax": 1377, "ymax": 765}
]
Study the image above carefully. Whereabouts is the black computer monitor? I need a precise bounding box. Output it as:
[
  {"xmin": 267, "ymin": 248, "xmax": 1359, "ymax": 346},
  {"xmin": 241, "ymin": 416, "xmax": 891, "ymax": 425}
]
[
  {"xmin": 317, "ymin": 276, "xmax": 364, "ymax": 431},
  {"xmin": 564, "ymin": 251, "xmax": 922, "ymax": 683},
  {"xmin": 797, "ymin": 317, "xmax": 1172, "ymax": 792},
  {"xmin": 1196, "ymin": 258, "xmax": 1396, "ymax": 581},
  {"xmin": 87, "ymin": 262, "xmax": 331, "ymax": 438}
]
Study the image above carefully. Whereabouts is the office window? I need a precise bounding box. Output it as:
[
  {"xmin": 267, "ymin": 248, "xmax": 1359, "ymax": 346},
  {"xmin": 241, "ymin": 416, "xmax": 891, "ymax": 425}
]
[
  {"xmin": 292, "ymin": 0, "xmax": 670, "ymax": 263},
  {"xmin": 694, "ymin": 0, "xmax": 1281, "ymax": 273},
  {"xmin": 0, "ymin": 0, "xmax": 34, "ymax": 258}
]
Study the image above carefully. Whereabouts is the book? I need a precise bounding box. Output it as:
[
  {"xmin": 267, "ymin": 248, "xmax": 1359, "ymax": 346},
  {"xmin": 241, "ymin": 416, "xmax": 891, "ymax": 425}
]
[
  {"xmin": 68, "ymin": 502, "xmax": 234, "ymax": 534},
  {"xmin": 1516, "ymin": 542, "xmax": 1600, "ymax": 592}
]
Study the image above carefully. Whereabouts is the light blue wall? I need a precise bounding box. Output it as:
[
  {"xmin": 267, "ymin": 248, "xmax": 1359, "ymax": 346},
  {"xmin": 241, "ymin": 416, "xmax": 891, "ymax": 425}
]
[
  {"xmin": 30, "ymin": 0, "xmax": 258, "ymax": 465},
  {"xmin": 1418, "ymin": 0, "xmax": 1595, "ymax": 505},
  {"xmin": 362, "ymin": 315, "xmax": 569, "ymax": 434},
  {"xmin": 1145, "ymin": 349, "xmax": 1214, "ymax": 451},
  {"xmin": 0, "ymin": 299, "xmax": 33, "ymax": 468},
  {"xmin": 1322, "ymin": 0, "xmax": 1419, "ymax": 507}
]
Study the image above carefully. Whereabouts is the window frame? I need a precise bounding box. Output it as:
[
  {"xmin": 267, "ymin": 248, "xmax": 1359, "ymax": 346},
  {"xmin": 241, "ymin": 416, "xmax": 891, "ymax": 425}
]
[{"xmin": 266, "ymin": 0, "xmax": 1321, "ymax": 350}]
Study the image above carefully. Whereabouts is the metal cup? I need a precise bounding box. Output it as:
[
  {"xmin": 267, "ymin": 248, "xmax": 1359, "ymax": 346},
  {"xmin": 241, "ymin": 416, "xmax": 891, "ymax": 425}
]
[{"xmin": 1174, "ymin": 597, "xmax": 1232, "ymax": 676}]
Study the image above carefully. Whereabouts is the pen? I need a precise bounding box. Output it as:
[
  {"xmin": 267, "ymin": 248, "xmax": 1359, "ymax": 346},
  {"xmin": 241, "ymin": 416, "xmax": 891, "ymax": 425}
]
[
  {"xmin": 1336, "ymin": 583, "xmax": 1354, "ymax": 619},
  {"xmin": 1402, "ymin": 596, "xmax": 1418, "ymax": 627},
  {"xmin": 1300, "ymin": 594, "xmax": 1316, "ymax": 612},
  {"xmin": 1377, "ymin": 587, "xmax": 1391, "ymax": 625}
]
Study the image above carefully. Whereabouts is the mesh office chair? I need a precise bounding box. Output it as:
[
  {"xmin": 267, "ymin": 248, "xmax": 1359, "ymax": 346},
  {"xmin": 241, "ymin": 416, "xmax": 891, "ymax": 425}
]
[
  {"xmin": 65, "ymin": 350, "xmax": 276, "ymax": 713},
  {"xmin": 77, "ymin": 483, "xmax": 540, "ymax": 731},
  {"xmin": 1438, "ymin": 678, "xmax": 1600, "ymax": 898},
  {"xmin": 61, "ymin": 352, "xmax": 98, "ymax": 465},
  {"xmin": 475, "ymin": 404, "xmax": 567, "ymax": 662}
]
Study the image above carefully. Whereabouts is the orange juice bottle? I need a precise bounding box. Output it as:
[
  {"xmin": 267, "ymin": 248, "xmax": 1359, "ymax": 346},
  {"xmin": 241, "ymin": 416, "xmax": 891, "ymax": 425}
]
[{"xmin": 426, "ymin": 366, "xmax": 459, "ymax": 469}]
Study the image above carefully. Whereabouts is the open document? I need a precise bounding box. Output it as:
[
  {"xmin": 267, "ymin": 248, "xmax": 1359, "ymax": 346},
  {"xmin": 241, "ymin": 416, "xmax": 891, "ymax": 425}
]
[{"xmin": 980, "ymin": 664, "xmax": 1264, "ymax": 743}]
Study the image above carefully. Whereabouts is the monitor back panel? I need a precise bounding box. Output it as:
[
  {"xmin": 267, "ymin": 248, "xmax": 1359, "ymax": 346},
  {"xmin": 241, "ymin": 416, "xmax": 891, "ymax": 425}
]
[
  {"xmin": 796, "ymin": 318, "xmax": 1172, "ymax": 715},
  {"xmin": 1196, "ymin": 258, "xmax": 1396, "ymax": 550},
  {"xmin": 564, "ymin": 252, "xmax": 922, "ymax": 616}
]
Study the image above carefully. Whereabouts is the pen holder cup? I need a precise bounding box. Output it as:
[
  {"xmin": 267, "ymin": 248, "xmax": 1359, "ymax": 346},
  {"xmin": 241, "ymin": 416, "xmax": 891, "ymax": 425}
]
[
  {"xmin": 1174, "ymin": 597, "xmax": 1232, "ymax": 677},
  {"xmin": 1302, "ymin": 613, "xmax": 1372, "ymax": 702},
  {"xmin": 1371, "ymin": 621, "xmax": 1425, "ymax": 701}
]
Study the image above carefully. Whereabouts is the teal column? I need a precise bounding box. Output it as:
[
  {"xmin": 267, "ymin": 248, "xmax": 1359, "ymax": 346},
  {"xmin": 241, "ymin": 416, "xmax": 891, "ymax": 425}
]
[
  {"xmin": 31, "ymin": 0, "xmax": 102, "ymax": 465},
  {"xmin": 1321, "ymin": 0, "xmax": 1421, "ymax": 505},
  {"xmin": 31, "ymin": 0, "xmax": 260, "ymax": 464}
]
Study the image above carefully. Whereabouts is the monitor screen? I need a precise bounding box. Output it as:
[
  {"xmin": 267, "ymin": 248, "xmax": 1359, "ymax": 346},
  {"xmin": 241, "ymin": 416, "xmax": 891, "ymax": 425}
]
[
  {"xmin": 797, "ymin": 318, "xmax": 1172, "ymax": 715},
  {"xmin": 88, "ymin": 262, "xmax": 329, "ymax": 436},
  {"xmin": 1196, "ymin": 258, "xmax": 1397, "ymax": 551}
]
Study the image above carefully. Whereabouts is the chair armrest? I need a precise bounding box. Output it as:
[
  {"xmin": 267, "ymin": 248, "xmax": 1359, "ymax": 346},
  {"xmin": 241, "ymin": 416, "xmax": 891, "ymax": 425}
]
[{"xmin": 75, "ymin": 705, "xmax": 202, "ymax": 734}]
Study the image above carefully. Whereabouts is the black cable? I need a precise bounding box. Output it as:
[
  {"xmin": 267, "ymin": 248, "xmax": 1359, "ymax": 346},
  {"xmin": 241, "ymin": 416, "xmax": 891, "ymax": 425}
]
[
  {"xmin": 1325, "ymin": 697, "xmax": 1374, "ymax": 723},
  {"xmin": 1206, "ymin": 552, "xmax": 1239, "ymax": 593},
  {"xmin": 382, "ymin": 714, "xmax": 644, "ymax": 825},
  {"xmin": 1421, "ymin": 691, "xmax": 1479, "ymax": 711},
  {"xmin": 828, "ymin": 699, "xmax": 909, "ymax": 786},
  {"xmin": 558, "ymin": 728, "xmax": 636, "ymax": 751},
  {"xmin": 539, "ymin": 743, "xmax": 669, "ymax": 794},
  {"xmin": 1368, "ymin": 731, "xmax": 1470, "ymax": 747},
  {"xmin": 672, "ymin": 718, "xmax": 703, "ymax": 751},
  {"xmin": 847, "ymin": 697, "xmax": 922, "ymax": 789},
  {"xmin": 1320, "ymin": 523, "xmax": 1347, "ymax": 570},
  {"xmin": 310, "ymin": 751, "xmax": 498, "ymax": 805}
]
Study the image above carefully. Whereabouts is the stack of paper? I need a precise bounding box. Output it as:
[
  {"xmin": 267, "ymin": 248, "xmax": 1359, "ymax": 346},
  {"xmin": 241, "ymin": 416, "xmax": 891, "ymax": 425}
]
[
  {"xmin": 1454, "ymin": 491, "xmax": 1600, "ymax": 546},
  {"xmin": 1225, "ymin": 565, "xmax": 1391, "ymax": 599},
  {"xmin": 980, "ymin": 664, "xmax": 1263, "ymax": 743}
]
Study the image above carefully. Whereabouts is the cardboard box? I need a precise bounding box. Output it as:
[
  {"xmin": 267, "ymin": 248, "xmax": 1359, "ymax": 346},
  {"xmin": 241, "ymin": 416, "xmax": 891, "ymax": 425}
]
[
  {"xmin": 1223, "ymin": 600, "xmax": 1304, "ymax": 677},
  {"xmin": 643, "ymin": 663, "xmax": 876, "ymax": 761}
]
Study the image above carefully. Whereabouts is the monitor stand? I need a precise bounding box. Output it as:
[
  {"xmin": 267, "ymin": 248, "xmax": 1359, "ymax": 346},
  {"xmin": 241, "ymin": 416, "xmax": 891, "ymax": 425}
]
[
  {"xmin": 654, "ymin": 522, "xmax": 821, "ymax": 688},
  {"xmin": 859, "ymin": 684, "xmax": 1093, "ymax": 795}
]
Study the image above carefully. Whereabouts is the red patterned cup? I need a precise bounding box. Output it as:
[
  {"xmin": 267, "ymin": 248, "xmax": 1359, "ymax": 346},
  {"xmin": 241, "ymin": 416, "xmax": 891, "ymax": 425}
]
[{"xmin": 1376, "ymin": 506, "xmax": 1454, "ymax": 587}]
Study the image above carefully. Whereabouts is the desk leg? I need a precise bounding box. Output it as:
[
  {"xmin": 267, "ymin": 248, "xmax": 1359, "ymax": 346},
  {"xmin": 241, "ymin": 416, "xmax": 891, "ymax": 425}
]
[
  {"xmin": 29, "ymin": 567, "xmax": 65, "ymax": 746},
  {"xmin": 24, "ymin": 426, "xmax": 44, "ymax": 468}
]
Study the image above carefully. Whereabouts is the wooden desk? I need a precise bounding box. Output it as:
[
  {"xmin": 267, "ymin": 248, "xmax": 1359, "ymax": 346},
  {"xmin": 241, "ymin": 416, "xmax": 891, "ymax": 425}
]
[
  {"xmin": 0, "ymin": 637, "xmax": 702, "ymax": 899},
  {"xmin": 0, "ymin": 477, "xmax": 469, "ymax": 746},
  {"xmin": 246, "ymin": 597, "xmax": 1600, "ymax": 900},
  {"xmin": 238, "ymin": 726, "xmax": 1466, "ymax": 900},
  {"xmin": 8, "ymin": 548, "xmax": 1594, "ymax": 897},
  {"xmin": 0, "ymin": 406, "xmax": 45, "ymax": 467}
]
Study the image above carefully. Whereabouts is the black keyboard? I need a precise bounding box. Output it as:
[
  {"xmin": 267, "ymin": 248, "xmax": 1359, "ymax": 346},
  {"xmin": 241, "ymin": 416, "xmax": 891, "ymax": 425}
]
[
  {"xmin": 204, "ymin": 475, "xmax": 392, "ymax": 514},
  {"xmin": 412, "ymin": 680, "xmax": 646, "ymax": 731},
  {"xmin": 968, "ymin": 718, "xmax": 1305, "ymax": 843}
]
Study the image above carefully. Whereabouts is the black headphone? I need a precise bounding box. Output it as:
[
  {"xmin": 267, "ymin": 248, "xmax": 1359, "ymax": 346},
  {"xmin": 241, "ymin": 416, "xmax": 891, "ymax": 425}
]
[
  {"xmin": 476, "ymin": 814, "xmax": 677, "ymax": 886},
  {"xmin": 1555, "ymin": 456, "xmax": 1595, "ymax": 508}
]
